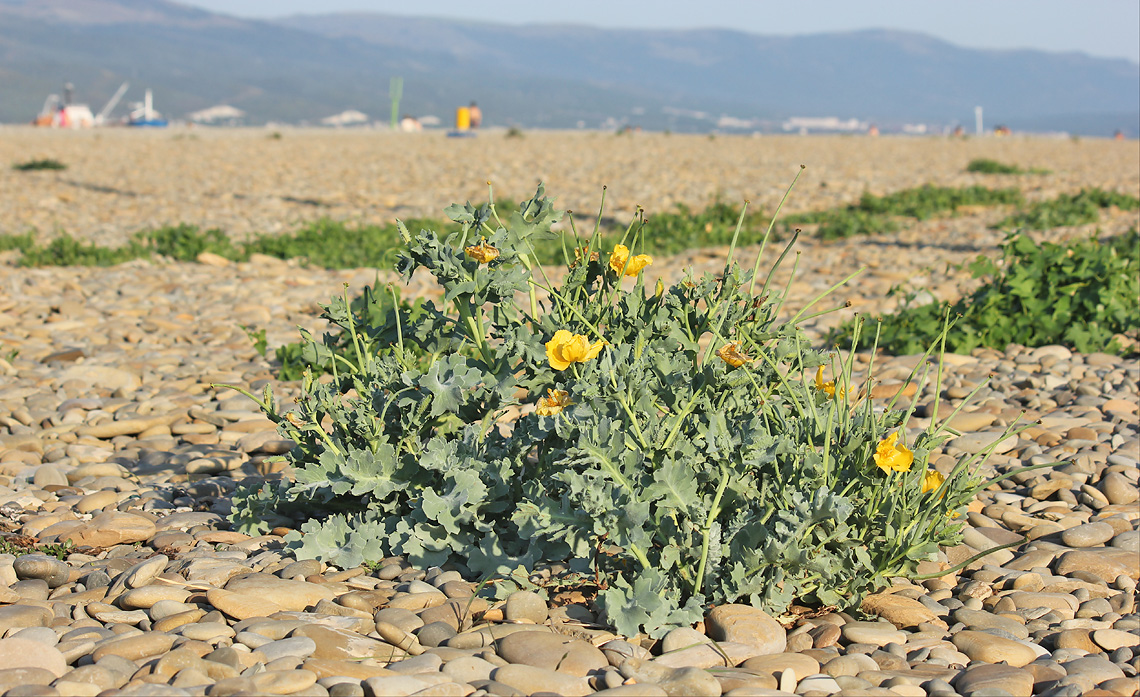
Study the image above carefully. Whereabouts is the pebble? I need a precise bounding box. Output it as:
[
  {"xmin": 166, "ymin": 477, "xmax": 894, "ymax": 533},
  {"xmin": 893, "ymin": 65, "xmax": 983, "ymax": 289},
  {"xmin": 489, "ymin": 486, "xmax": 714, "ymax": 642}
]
[{"xmin": 0, "ymin": 135, "xmax": 1136, "ymax": 697}]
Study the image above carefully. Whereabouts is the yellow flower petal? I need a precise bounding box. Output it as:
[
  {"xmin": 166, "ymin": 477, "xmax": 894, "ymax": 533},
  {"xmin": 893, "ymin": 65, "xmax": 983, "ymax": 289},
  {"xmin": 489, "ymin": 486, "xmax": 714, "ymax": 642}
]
[
  {"xmin": 608, "ymin": 244, "xmax": 653, "ymax": 276},
  {"xmin": 922, "ymin": 469, "xmax": 946, "ymax": 496},
  {"xmin": 874, "ymin": 432, "xmax": 913, "ymax": 473},
  {"xmin": 545, "ymin": 330, "xmax": 604, "ymax": 371}
]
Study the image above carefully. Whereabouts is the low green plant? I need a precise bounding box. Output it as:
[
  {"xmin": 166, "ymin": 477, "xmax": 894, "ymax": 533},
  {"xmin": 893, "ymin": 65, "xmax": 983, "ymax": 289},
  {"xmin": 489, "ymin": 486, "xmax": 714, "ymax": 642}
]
[
  {"xmin": 787, "ymin": 184, "xmax": 1023, "ymax": 240},
  {"xmin": 13, "ymin": 158, "xmax": 67, "ymax": 171},
  {"xmin": 829, "ymin": 230, "xmax": 1140, "ymax": 355},
  {"xmin": 225, "ymin": 182, "xmax": 1016, "ymax": 637},
  {"xmin": 995, "ymin": 188, "xmax": 1140, "ymax": 230},
  {"xmin": 965, "ymin": 158, "xmax": 1050, "ymax": 175}
]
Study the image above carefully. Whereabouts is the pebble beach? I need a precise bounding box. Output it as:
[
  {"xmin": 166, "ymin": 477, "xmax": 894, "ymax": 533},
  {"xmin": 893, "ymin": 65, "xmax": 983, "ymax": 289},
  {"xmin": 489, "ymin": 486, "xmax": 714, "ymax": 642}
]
[{"xmin": 0, "ymin": 128, "xmax": 1138, "ymax": 697}]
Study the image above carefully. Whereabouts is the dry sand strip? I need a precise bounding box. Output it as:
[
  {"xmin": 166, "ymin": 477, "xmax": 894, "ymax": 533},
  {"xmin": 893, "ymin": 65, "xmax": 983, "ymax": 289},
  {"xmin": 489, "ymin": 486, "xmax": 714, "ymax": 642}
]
[{"xmin": 0, "ymin": 132, "xmax": 1137, "ymax": 696}]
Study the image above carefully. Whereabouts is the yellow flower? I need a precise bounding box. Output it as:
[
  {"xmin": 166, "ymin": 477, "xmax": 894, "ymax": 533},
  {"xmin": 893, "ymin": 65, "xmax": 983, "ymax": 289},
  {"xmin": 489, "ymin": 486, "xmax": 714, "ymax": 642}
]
[
  {"xmin": 814, "ymin": 365, "xmax": 841, "ymax": 398},
  {"xmin": 608, "ymin": 244, "xmax": 653, "ymax": 276},
  {"xmin": 464, "ymin": 237, "xmax": 500, "ymax": 264},
  {"xmin": 715, "ymin": 341, "xmax": 751, "ymax": 368},
  {"xmin": 922, "ymin": 469, "xmax": 946, "ymax": 496},
  {"xmin": 535, "ymin": 389, "xmax": 573, "ymax": 416},
  {"xmin": 545, "ymin": 330, "xmax": 605, "ymax": 371},
  {"xmin": 874, "ymin": 432, "xmax": 913, "ymax": 473}
]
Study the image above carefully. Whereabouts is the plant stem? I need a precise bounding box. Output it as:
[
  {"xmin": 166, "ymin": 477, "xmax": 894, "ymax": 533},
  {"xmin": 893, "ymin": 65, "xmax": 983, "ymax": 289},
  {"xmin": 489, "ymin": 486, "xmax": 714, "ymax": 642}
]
[{"xmin": 693, "ymin": 465, "xmax": 730, "ymax": 596}]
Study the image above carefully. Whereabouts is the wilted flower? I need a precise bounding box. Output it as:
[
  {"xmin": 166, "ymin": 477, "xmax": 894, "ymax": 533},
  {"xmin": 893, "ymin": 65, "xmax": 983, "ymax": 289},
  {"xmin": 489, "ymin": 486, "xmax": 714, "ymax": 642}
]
[
  {"xmin": 535, "ymin": 389, "xmax": 573, "ymax": 416},
  {"xmin": 546, "ymin": 330, "xmax": 605, "ymax": 371},
  {"xmin": 464, "ymin": 237, "xmax": 500, "ymax": 264},
  {"xmin": 715, "ymin": 341, "xmax": 750, "ymax": 368},
  {"xmin": 572, "ymin": 244, "xmax": 600, "ymax": 267},
  {"xmin": 609, "ymin": 244, "xmax": 653, "ymax": 276},
  {"xmin": 921, "ymin": 469, "xmax": 946, "ymax": 496},
  {"xmin": 874, "ymin": 432, "xmax": 913, "ymax": 473},
  {"xmin": 814, "ymin": 365, "xmax": 842, "ymax": 398}
]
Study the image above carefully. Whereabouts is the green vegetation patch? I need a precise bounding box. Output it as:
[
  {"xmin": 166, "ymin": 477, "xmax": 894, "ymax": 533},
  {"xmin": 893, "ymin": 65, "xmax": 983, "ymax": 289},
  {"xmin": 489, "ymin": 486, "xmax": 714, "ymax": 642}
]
[
  {"xmin": 225, "ymin": 184, "xmax": 1009, "ymax": 638},
  {"xmin": 965, "ymin": 158, "xmax": 1050, "ymax": 175},
  {"xmin": 995, "ymin": 188, "xmax": 1140, "ymax": 230},
  {"xmin": 787, "ymin": 185, "xmax": 1023, "ymax": 240},
  {"xmin": 829, "ymin": 230, "xmax": 1140, "ymax": 356},
  {"xmin": 12, "ymin": 158, "xmax": 67, "ymax": 171}
]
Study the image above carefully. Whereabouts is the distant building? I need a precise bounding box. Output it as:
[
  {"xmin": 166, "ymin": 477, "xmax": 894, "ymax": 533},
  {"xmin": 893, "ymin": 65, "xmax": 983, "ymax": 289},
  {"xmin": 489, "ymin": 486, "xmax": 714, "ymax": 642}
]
[
  {"xmin": 782, "ymin": 116, "xmax": 869, "ymax": 134},
  {"xmin": 187, "ymin": 105, "xmax": 246, "ymax": 125},
  {"xmin": 321, "ymin": 110, "xmax": 369, "ymax": 127}
]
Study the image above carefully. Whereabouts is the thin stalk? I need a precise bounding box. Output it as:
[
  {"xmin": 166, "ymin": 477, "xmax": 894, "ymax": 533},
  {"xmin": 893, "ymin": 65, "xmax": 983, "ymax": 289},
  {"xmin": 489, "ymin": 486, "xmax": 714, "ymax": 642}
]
[
  {"xmin": 789, "ymin": 268, "xmax": 866, "ymax": 325},
  {"xmin": 750, "ymin": 164, "xmax": 805, "ymax": 296},
  {"xmin": 693, "ymin": 465, "xmax": 730, "ymax": 595},
  {"xmin": 722, "ymin": 200, "xmax": 751, "ymax": 274}
]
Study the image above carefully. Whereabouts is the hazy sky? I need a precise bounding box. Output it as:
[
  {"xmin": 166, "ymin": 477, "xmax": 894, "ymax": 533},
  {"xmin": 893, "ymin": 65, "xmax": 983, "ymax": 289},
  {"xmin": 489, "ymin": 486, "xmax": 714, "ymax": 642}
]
[{"xmin": 180, "ymin": 0, "xmax": 1140, "ymax": 64}]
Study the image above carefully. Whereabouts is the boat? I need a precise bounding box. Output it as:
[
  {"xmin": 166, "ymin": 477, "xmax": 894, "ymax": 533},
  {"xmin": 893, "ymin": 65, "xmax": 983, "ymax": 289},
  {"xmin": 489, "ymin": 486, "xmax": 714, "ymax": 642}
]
[{"xmin": 128, "ymin": 89, "xmax": 168, "ymax": 127}]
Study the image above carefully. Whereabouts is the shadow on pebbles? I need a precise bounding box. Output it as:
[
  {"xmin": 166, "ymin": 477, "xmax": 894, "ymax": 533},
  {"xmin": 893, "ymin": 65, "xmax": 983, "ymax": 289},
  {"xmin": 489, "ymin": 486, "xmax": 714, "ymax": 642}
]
[{"xmin": 0, "ymin": 245, "xmax": 1137, "ymax": 697}]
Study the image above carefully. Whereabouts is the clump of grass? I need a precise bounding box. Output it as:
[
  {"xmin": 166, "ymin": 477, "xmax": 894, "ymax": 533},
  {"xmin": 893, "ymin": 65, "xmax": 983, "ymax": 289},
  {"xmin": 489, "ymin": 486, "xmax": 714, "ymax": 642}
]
[
  {"xmin": 505, "ymin": 126, "xmax": 523, "ymax": 138},
  {"xmin": 13, "ymin": 158, "xmax": 67, "ymax": 171},
  {"xmin": 966, "ymin": 158, "xmax": 1050, "ymax": 175},
  {"xmin": 995, "ymin": 188, "xmax": 1140, "ymax": 230},
  {"xmin": 829, "ymin": 230, "xmax": 1140, "ymax": 356},
  {"xmin": 787, "ymin": 184, "xmax": 1023, "ymax": 239}
]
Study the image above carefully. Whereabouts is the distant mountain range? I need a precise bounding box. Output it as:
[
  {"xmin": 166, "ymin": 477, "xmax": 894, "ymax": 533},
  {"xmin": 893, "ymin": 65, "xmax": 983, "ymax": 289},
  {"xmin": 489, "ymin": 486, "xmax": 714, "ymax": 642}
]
[{"xmin": 2, "ymin": 0, "xmax": 1137, "ymax": 135}]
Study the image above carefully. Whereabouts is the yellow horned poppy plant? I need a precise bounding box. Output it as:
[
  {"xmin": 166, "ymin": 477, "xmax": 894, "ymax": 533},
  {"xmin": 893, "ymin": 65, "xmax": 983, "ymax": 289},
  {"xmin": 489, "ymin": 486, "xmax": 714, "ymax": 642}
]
[
  {"xmin": 546, "ymin": 330, "xmax": 605, "ymax": 371},
  {"xmin": 609, "ymin": 244, "xmax": 653, "ymax": 276},
  {"xmin": 715, "ymin": 341, "xmax": 750, "ymax": 368},
  {"xmin": 874, "ymin": 432, "xmax": 913, "ymax": 473},
  {"xmin": 464, "ymin": 237, "xmax": 500, "ymax": 264},
  {"xmin": 535, "ymin": 389, "xmax": 573, "ymax": 416},
  {"xmin": 922, "ymin": 469, "xmax": 946, "ymax": 496}
]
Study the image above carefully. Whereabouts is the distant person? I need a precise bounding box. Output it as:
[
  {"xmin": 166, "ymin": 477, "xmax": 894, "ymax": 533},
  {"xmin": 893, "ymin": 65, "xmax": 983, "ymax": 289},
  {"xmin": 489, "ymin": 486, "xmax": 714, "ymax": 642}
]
[
  {"xmin": 400, "ymin": 115, "xmax": 422, "ymax": 132},
  {"xmin": 867, "ymin": 125, "xmax": 879, "ymax": 137},
  {"xmin": 469, "ymin": 102, "xmax": 482, "ymax": 129},
  {"xmin": 952, "ymin": 125, "xmax": 965, "ymax": 137},
  {"xmin": 1114, "ymin": 130, "xmax": 1125, "ymax": 141}
]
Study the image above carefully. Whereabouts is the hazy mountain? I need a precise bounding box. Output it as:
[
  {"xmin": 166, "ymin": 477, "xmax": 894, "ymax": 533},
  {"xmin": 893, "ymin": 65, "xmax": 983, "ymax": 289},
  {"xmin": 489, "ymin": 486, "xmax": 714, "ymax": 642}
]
[{"xmin": 2, "ymin": 0, "xmax": 1136, "ymax": 134}]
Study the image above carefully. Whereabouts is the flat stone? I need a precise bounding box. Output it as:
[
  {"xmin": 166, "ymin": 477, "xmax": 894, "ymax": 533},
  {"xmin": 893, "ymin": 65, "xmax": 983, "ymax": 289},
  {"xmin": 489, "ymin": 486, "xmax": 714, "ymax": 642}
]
[
  {"xmin": 224, "ymin": 574, "xmax": 336, "ymax": 610},
  {"xmin": 13, "ymin": 554, "xmax": 70, "ymax": 588},
  {"xmin": 840, "ymin": 621, "xmax": 906, "ymax": 647},
  {"xmin": 1099, "ymin": 472, "xmax": 1139, "ymax": 505},
  {"xmin": 490, "ymin": 664, "xmax": 592, "ymax": 697},
  {"xmin": 705, "ymin": 604, "xmax": 786, "ymax": 655},
  {"xmin": 503, "ymin": 590, "xmax": 547, "ymax": 624},
  {"xmin": 292, "ymin": 624, "xmax": 393, "ymax": 661},
  {"xmin": 91, "ymin": 631, "xmax": 176, "ymax": 662},
  {"xmin": 739, "ymin": 652, "xmax": 820, "ymax": 679},
  {"xmin": 952, "ymin": 630, "xmax": 1037, "ymax": 667},
  {"xmin": 1092, "ymin": 628, "xmax": 1140, "ymax": 651},
  {"xmin": 495, "ymin": 630, "xmax": 607, "ymax": 676},
  {"xmin": 61, "ymin": 511, "xmax": 156, "ymax": 547},
  {"xmin": 652, "ymin": 641, "xmax": 762, "ymax": 669},
  {"xmin": 1061, "ymin": 521, "xmax": 1116, "ymax": 547},
  {"xmin": 861, "ymin": 592, "xmax": 947, "ymax": 629},
  {"xmin": 250, "ymin": 669, "xmax": 318, "ymax": 695},
  {"xmin": 1056, "ymin": 550, "xmax": 1138, "ymax": 583},
  {"xmin": 0, "ymin": 638, "xmax": 68, "ymax": 677},
  {"xmin": 952, "ymin": 609, "xmax": 1030, "ymax": 640},
  {"xmin": 207, "ymin": 588, "xmax": 286, "ymax": 620},
  {"xmin": 1061, "ymin": 655, "xmax": 1125, "ymax": 684},
  {"xmin": 0, "ymin": 604, "xmax": 54, "ymax": 631},
  {"xmin": 955, "ymin": 663, "xmax": 1033, "ymax": 696},
  {"xmin": 0, "ymin": 667, "xmax": 59, "ymax": 694},
  {"xmin": 950, "ymin": 431, "xmax": 1018, "ymax": 455}
]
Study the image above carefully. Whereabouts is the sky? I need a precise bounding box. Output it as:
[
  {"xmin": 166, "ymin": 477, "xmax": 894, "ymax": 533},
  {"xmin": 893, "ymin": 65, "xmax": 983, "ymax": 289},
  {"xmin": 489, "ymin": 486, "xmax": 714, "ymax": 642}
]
[{"xmin": 179, "ymin": 0, "xmax": 1140, "ymax": 64}]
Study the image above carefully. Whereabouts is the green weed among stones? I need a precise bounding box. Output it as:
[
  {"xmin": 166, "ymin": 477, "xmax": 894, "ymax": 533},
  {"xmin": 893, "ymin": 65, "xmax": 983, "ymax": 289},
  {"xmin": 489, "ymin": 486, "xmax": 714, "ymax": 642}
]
[
  {"xmin": 994, "ymin": 188, "xmax": 1140, "ymax": 230},
  {"xmin": 12, "ymin": 158, "xmax": 67, "ymax": 171},
  {"xmin": 965, "ymin": 158, "xmax": 1050, "ymax": 175},
  {"xmin": 225, "ymin": 180, "xmax": 1027, "ymax": 637},
  {"xmin": 829, "ymin": 230, "xmax": 1140, "ymax": 356},
  {"xmin": 787, "ymin": 184, "xmax": 1023, "ymax": 240}
]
